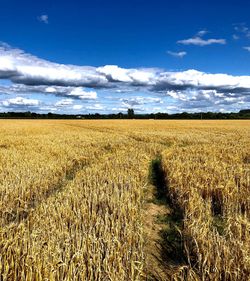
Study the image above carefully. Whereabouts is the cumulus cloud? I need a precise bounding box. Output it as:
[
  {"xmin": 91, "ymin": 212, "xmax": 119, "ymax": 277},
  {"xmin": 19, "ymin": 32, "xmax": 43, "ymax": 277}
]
[
  {"xmin": 44, "ymin": 86, "xmax": 98, "ymax": 100},
  {"xmin": 45, "ymin": 86, "xmax": 57, "ymax": 93},
  {"xmin": 4, "ymin": 44, "xmax": 250, "ymax": 96},
  {"xmin": 0, "ymin": 83, "xmax": 98, "ymax": 101},
  {"xmin": 152, "ymin": 69, "xmax": 250, "ymax": 93},
  {"xmin": 38, "ymin": 15, "xmax": 49, "ymax": 24},
  {"xmin": 96, "ymin": 65, "xmax": 158, "ymax": 85},
  {"xmin": 1, "ymin": 45, "xmax": 250, "ymax": 96},
  {"xmin": 165, "ymin": 89, "xmax": 249, "ymax": 112},
  {"xmin": 68, "ymin": 88, "xmax": 97, "ymax": 99},
  {"xmin": 0, "ymin": 44, "xmax": 108, "ymax": 87},
  {"xmin": 0, "ymin": 43, "xmax": 159, "ymax": 88},
  {"xmin": 167, "ymin": 51, "xmax": 187, "ymax": 58},
  {"xmin": 54, "ymin": 99, "xmax": 86, "ymax": 111},
  {"xmin": 177, "ymin": 30, "xmax": 226, "ymax": 46},
  {"xmin": 0, "ymin": 43, "xmax": 250, "ymax": 113},
  {"xmin": 1, "ymin": 96, "xmax": 40, "ymax": 107}
]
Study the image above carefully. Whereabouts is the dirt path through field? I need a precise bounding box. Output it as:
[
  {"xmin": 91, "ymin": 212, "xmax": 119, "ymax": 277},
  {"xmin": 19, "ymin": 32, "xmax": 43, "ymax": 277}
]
[
  {"xmin": 143, "ymin": 185, "xmax": 170, "ymax": 280},
  {"xmin": 143, "ymin": 156, "xmax": 186, "ymax": 280}
]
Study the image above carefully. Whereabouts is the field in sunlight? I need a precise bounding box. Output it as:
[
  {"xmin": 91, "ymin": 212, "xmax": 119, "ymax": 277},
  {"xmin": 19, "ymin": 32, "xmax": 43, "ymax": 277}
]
[{"xmin": 0, "ymin": 120, "xmax": 249, "ymax": 280}]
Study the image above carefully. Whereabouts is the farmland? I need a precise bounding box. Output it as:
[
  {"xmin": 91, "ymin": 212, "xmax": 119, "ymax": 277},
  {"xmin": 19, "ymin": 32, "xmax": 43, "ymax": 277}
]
[{"xmin": 0, "ymin": 120, "xmax": 249, "ymax": 280}]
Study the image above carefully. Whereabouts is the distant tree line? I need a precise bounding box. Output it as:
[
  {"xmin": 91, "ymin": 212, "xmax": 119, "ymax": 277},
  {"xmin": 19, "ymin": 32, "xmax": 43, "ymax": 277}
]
[{"xmin": 0, "ymin": 109, "xmax": 250, "ymax": 119}]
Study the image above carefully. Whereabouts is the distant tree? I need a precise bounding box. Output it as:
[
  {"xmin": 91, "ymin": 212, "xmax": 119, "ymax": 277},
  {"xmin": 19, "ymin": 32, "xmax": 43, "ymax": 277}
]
[
  {"xmin": 48, "ymin": 112, "xmax": 53, "ymax": 118},
  {"xmin": 118, "ymin": 112, "xmax": 123, "ymax": 119},
  {"xmin": 127, "ymin": 108, "xmax": 134, "ymax": 118},
  {"xmin": 1, "ymin": 109, "xmax": 250, "ymax": 120},
  {"xmin": 239, "ymin": 109, "xmax": 250, "ymax": 115}
]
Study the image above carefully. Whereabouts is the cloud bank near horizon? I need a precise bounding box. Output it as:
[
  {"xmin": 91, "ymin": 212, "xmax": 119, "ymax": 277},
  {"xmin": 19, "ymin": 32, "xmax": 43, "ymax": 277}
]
[{"xmin": 0, "ymin": 43, "xmax": 250, "ymax": 113}]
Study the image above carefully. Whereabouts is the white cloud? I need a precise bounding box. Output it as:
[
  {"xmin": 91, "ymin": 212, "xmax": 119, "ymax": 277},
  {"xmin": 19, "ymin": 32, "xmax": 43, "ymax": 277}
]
[
  {"xmin": 2, "ymin": 96, "xmax": 40, "ymax": 107},
  {"xmin": 72, "ymin": 105, "xmax": 83, "ymax": 110},
  {"xmin": 0, "ymin": 43, "xmax": 250, "ymax": 113},
  {"xmin": 4, "ymin": 44, "xmax": 250, "ymax": 95},
  {"xmin": 120, "ymin": 97, "xmax": 163, "ymax": 107},
  {"xmin": 39, "ymin": 106, "xmax": 57, "ymax": 112},
  {"xmin": 86, "ymin": 104, "xmax": 105, "ymax": 110},
  {"xmin": 0, "ymin": 83, "xmax": 98, "ymax": 101},
  {"xmin": 0, "ymin": 44, "xmax": 108, "ymax": 87},
  {"xmin": 165, "ymin": 89, "xmax": 249, "ymax": 112},
  {"xmin": 96, "ymin": 65, "xmax": 157, "ymax": 84},
  {"xmin": 153, "ymin": 69, "xmax": 250, "ymax": 92},
  {"xmin": 111, "ymin": 107, "xmax": 129, "ymax": 112},
  {"xmin": 97, "ymin": 65, "xmax": 132, "ymax": 82},
  {"xmin": 45, "ymin": 86, "xmax": 57, "ymax": 93},
  {"xmin": 178, "ymin": 37, "xmax": 226, "ymax": 46},
  {"xmin": 167, "ymin": 51, "xmax": 187, "ymax": 58},
  {"xmin": 177, "ymin": 30, "xmax": 226, "ymax": 46},
  {"xmin": 38, "ymin": 15, "xmax": 49, "ymax": 24},
  {"xmin": 243, "ymin": 47, "xmax": 250, "ymax": 52},
  {"xmin": 68, "ymin": 88, "xmax": 97, "ymax": 99},
  {"xmin": 55, "ymin": 98, "xmax": 73, "ymax": 107},
  {"xmin": 197, "ymin": 30, "xmax": 208, "ymax": 37},
  {"xmin": 1, "ymin": 44, "xmax": 250, "ymax": 95}
]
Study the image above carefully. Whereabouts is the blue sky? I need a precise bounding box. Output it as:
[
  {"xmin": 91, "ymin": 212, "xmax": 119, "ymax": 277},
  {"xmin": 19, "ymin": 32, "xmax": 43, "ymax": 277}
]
[{"xmin": 0, "ymin": 0, "xmax": 250, "ymax": 113}]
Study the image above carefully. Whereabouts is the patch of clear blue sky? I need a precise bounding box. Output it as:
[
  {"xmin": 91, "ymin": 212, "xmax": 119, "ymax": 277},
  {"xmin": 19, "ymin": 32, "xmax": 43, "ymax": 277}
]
[
  {"xmin": 1, "ymin": 0, "xmax": 250, "ymax": 75},
  {"xmin": 0, "ymin": 80, "xmax": 12, "ymax": 86}
]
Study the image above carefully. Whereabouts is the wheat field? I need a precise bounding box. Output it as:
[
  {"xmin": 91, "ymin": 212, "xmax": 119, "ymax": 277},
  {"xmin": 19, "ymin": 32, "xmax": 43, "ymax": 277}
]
[{"xmin": 0, "ymin": 120, "xmax": 249, "ymax": 280}]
